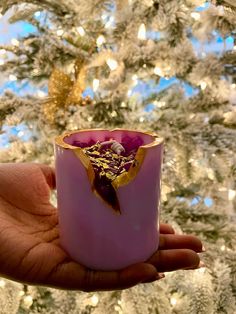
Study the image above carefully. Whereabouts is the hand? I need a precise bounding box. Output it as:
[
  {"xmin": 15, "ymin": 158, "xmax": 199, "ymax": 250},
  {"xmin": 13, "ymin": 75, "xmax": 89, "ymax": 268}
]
[{"xmin": 0, "ymin": 163, "xmax": 204, "ymax": 291}]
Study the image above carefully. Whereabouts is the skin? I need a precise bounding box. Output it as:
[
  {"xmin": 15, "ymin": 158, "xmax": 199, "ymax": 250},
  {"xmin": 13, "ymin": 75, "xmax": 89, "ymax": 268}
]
[{"xmin": 0, "ymin": 163, "xmax": 204, "ymax": 291}]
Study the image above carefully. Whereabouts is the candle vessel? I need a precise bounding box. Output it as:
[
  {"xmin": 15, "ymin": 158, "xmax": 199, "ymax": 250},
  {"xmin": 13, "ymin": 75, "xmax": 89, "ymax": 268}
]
[{"xmin": 54, "ymin": 129, "xmax": 164, "ymax": 270}]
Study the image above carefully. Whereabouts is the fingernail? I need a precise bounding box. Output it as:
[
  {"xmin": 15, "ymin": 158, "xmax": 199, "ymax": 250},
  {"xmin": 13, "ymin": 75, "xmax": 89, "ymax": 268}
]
[
  {"xmin": 142, "ymin": 273, "xmax": 165, "ymax": 283},
  {"xmin": 197, "ymin": 261, "xmax": 206, "ymax": 268}
]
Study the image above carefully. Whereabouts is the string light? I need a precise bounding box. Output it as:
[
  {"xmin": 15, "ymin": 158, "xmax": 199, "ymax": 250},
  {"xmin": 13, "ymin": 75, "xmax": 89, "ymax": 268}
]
[
  {"xmin": 154, "ymin": 66, "xmax": 164, "ymax": 77},
  {"xmin": 110, "ymin": 110, "xmax": 118, "ymax": 117},
  {"xmin": 96, "ymin": 35, "xmax": 106, "ymax": 47},
  {"xmin": 105, "ymin": 16, "xmax": 115, "ymax": 28},
  {"xmin": 132, "ymin": 74, "xmax": 138, "ymax": 81},
  {"xmin": 220, "ymin": 245, "xmax": 226, "ymax": 251},
  {"xmin": 23, "ymin": 295, "xmax": 33, "ymax": 308},
  {"xmin": 127, "ymin": 89, "xmax": 132, "ymax": 96},
  {"xmin": 200, "ymin": 81, "xmax": 207, "ymax": 90},
  {"xmin": 34, "ymin": 11, "xmax": 41, "ymax": 18},
  {"xmin": 233, "ymin": 46, "xmax": 236, "ymax": 51},
  {"xmin": 139, "ymin": 117, "xmax": 145, "ymax": 122},
  {"xmin": 138, "ymin": 23, "xmax": 146, "ymax": 40},
  {"xmin": 37, "ymin": 90, "xmax": 47, "ymax": 98},
  {"xmin": 0, "ymin": 60, "xmax": 4, "ymax": 65},
  {"xmin": 11, "ymin": 38, "xmax": 19, "ymax": 46},
  {"xmin": 153, "ymin": 101, "xmax": 166, "ymax": 108},
  {"xmin": 0, "ymin": 49, "xmax": 6, "ymax": 55},
  {"xmin": 76, "ymin": 26, "xmax": 85, "ymax": 36},
  {"xmin": 228, "ymin": 189, "xmax": 236, "ymax": 201},
  {"xmin": 0, "ymin": 279, "xmax": 6, "ymax": 288},
  {"xmin": 93, "ymin": 78, "xmax": 100, "ymax": 91},
  {"xmin": 19, "ymin": 290, "xmax": 25, "ymax": 297},
  {"xmin": 90, "ymin": 294, "xmax": 99, "ymax": 306},
  {"xmin": 9, "ymin": 74, "xmax": 17, "ymax": 81},
  {"xmin": 191, "ymin": 12, "xmax": 200, "ymax": 20},
  {"xmin": 56, "ymin": 29, "xmax": 64, "ymax": 36},
  {"xmin": 170, "ymin": 297, "xmax": 177, "ymax": 306},
  {"xmin": 106, "ymin": 58, "xmax": 118, "ymax": 71}
]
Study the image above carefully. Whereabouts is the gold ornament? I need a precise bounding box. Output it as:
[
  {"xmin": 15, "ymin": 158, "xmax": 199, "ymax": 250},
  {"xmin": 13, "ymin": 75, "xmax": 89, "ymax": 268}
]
[{"xmin": 42, "ymin": 56, "xmax": 90, "ymax": 124}]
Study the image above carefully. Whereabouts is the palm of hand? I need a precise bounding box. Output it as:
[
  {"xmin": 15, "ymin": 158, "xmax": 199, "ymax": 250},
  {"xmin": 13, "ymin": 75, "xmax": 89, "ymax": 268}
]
[
  {"xmin": 0, "ymin": 163, "xmax": 69, "ymax": 286},
  {"xmin": 0, "ymin": 163, "xmax": 203, "ymax": 291}
]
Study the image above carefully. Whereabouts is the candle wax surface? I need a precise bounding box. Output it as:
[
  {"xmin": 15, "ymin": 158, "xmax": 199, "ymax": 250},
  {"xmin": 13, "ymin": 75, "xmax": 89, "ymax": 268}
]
[{"xmin": 72, "ymin": 136, "xmax": 144, "ymax": 213}]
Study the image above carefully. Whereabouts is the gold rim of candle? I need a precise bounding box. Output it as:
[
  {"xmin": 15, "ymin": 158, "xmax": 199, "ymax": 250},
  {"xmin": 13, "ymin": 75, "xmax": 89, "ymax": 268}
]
[{"xmin": 55, "ymin": 129, "xmax": 164, "ymax": 213}]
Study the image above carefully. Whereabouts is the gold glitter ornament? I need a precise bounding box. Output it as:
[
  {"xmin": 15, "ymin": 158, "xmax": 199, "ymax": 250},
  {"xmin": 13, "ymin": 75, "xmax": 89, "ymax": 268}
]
[{"xmin": 42, "ymin": 57, "xmax": 89, "ymax": 124}]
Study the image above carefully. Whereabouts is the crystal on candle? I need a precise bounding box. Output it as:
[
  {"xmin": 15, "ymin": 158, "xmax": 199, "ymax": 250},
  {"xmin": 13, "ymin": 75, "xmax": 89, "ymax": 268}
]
[{"xmin": 72, "ymin": 136, "xmax": 144, "ymax": 213}]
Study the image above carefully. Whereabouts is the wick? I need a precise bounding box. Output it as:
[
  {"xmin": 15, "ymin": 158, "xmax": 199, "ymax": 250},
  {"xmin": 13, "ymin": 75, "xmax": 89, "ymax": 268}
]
[{"xmin": 100, "ymin": 139, "xmax": 125, "ymax": 155}]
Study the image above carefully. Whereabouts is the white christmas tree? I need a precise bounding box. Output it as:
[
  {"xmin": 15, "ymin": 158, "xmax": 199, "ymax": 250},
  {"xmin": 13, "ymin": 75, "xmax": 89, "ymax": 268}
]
[{"xmin": 0, "ymin": 0, "xmax": 236, "ymax": 313}]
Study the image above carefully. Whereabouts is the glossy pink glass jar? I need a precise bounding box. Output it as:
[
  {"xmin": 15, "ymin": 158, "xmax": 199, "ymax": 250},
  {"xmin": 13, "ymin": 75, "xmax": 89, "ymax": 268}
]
[{"xmin": 54, "ymin": 129, "xmax": 164, "ymax": 270}]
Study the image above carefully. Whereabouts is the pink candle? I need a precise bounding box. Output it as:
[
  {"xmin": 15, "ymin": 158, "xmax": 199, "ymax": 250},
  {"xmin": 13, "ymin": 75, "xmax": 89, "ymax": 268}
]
[{"xmin": 54, "ymin": 129, "xmax": 164, "ymax": 270}]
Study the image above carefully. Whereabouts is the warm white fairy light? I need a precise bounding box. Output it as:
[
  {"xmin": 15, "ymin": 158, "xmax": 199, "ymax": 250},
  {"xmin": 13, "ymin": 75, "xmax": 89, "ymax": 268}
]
[
  {"xmin": 170, "ymin": 297, "xmax": 177, "ymax": 306},
  {"xmin": 217, "ymin": 5, "xmax": 224, "ymax": 16},
  {"xmin": 233, "ymin": 46, "xmax": 236, "ymax": 51},
  {"xmin": 19, "ymin": 290, "xmax": 25, "ymax": 297},
  {"xmin": 93, "ymin": 78, "xmax": 100, "ymax": 91},
  {"xmin": 221, "ymin": 245, "xmax": 226, "ymax": 251},
  {"xmin": 0, "ymin": 279, "xmax": 6, "ymax": 288},
  {"xmin": 114, "ymin": 305, "xmax": 123, "ymax": 313},
  {"xmin": 90, "ymin": 294, "xmax": 99, "ymax": 306},
  {"xmin": 228, "ymin": 189, "xmax": 236, "ymax": 201},
  {"xmin": 37, "ymin": 90, "xmax": 47, "ymax": 98},
  {"xmin": 139, "ymin": 117, "xmax": 145, "ymax": 122},
  {"xmin": 200, "ymin": 81, "xmax": 207, "ymax": 90},
  {"xmin": 96, "ymin": 35, "xmax": 106, "ymax": 46},
  {"xmin": 127, "ymin": 89, "xmax": 132, "ymax": 96},
  {"xmin": 132, "ymin": 74, "xmax": 138, "ymax": 81},
  {"xmin": 76, "ymin": 26, "xmax": 85, "ymax": 36},
  {"xmin": 11, "ymin": 38, "xmax": 20, "ymax": 46},
  {"xmin": 154, "ymin": 66, "xmax": 164, "ymax": 77},
  {"xmin": 0, "ymin": 49, "xmax": 6, "ymax": 55},
  {"xmin": 9, "ymin": 74, "xmax": 17, "ymax": 81},
  {"xmin": 154, "ymin": 100, "xmax": 166, "ymax": 108},
  {"xmin": 56, "ymin": 29, "xmax": 64, "ymax": 36},
  {"xmin": 191, "ymin": 12, "xmax": 200, "ymax": 20},
  {"xmin": 87, "ymin": 116, "xmax": 93, "ymax": 122},
  {"xmin": 106, "ymin": 58, "xmax": 118, "ymax": 71},
  {"xmin": 23, "ymin": 295, "xmax": 33, "ymax": 308},
  {"xmin": 34, "ymin": 11, "xmax": 41, "ymax": 18},
  {"xmin": 105, "ymin": 16, "xmax": 115, "ymax": 28},
  {"xmin": 138, "ymin": 23, "xmax": 146, "ymax": 40},
  {"xmin": 110, "ymin": 110, "xmax": 118, "ymax": 118},
  {"xmin": 0, "ymin": 60, "xmax": 4, "ymax": 65}
]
